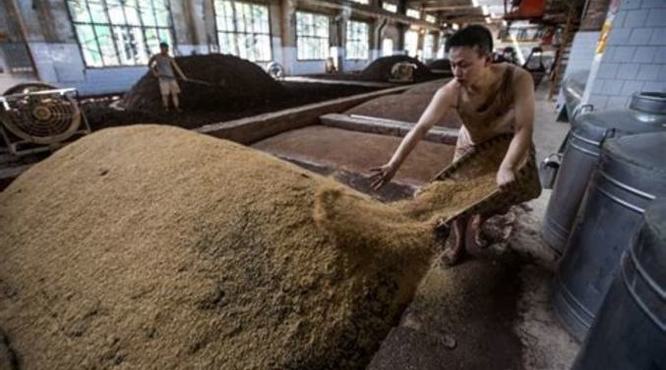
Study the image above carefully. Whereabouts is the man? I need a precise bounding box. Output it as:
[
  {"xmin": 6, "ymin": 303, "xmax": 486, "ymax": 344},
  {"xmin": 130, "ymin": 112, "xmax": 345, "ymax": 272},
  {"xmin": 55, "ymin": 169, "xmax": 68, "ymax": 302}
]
[
  {"xmin": 369, "ymin": 25, "xmax": 538, "ymax": 265},
  {"xmin": 148, "ymin": 42, "xmax": 188, "ymax": 112}
]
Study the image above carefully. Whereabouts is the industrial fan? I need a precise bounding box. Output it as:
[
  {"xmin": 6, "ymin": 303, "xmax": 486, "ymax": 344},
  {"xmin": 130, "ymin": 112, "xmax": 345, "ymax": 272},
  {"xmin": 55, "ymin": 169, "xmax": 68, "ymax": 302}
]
[{"xmin": 0, "ymin": 87, "xmax": 90, "ymax": 156}]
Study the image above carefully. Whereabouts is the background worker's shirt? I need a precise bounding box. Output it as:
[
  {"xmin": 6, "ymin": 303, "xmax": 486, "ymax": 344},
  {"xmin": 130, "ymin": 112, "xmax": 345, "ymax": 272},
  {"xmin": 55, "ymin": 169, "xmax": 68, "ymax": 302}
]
[{"xmin": 153, "ymin": 54, "xmax": 176, "ymax": 80}]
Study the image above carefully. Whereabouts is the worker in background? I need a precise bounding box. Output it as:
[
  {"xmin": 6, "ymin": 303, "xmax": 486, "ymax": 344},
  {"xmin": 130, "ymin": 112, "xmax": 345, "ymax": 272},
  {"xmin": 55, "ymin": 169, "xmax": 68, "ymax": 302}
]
[
  {"xmin": 148, "ymin": 42, "xmax": 188, "ymax": 112},
  {"xmin": 370, "ymin": 25, "xmax": 539, "ymax": 265}
]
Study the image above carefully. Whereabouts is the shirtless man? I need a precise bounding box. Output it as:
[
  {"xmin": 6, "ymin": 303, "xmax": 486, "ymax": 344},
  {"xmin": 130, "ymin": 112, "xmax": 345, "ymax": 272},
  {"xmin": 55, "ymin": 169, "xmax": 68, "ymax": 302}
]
[
  {"xmin": 370, "ymin": 25, "xmax": 537, "ymax": 265},
  {"xmin": 148, "ymin": 42, "xmax": 188, "ymax": 112}
]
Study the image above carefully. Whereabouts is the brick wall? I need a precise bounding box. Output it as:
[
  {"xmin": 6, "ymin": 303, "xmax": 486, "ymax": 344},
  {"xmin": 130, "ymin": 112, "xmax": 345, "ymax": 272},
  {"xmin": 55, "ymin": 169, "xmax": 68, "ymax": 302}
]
[{"xmin": 587, "ymin": 0, "xmax": 666, "ymax": 110}]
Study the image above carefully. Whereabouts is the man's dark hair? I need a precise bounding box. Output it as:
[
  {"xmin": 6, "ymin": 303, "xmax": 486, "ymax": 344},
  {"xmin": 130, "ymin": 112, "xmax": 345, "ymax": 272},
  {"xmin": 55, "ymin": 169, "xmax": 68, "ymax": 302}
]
[
  {"xmin": 159, "ymin": 42, "xmax": 169, "ymax": 48},
  {"xmin": 445, "ymin": 25, "xmax": 493, "ymax": 55}
]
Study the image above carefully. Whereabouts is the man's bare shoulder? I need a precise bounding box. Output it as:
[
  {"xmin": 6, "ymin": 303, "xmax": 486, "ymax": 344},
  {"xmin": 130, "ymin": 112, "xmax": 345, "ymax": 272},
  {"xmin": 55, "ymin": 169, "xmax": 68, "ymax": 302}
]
[{"xmin": 436, "ymin": 78, "xmax": 460, "ymax": 99}]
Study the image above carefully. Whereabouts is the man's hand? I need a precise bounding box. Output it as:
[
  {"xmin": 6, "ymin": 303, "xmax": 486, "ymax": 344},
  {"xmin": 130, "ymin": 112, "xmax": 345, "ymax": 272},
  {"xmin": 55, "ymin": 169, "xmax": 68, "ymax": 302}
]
[
  {"xmin": 369, "ymin": 163, "xmax": 398, "ymax": 190},
  {"xmin": 496, "ymin": 166, "xmax": 516, "ymax": 191}
]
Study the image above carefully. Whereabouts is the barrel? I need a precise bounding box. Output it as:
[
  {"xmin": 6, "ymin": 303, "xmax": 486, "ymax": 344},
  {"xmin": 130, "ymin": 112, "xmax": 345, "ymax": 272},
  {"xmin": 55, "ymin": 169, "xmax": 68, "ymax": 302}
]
[
  {"xmin": 571, "ymin": 199, "xmax": 666, "ymax": 369},
  {"xmin": 552, "ymin": 132, "xmax": 666, "ymax": 340},
  {"xmin": 542, "ymin": 92, "xmax": 666, "ymax": 254}
]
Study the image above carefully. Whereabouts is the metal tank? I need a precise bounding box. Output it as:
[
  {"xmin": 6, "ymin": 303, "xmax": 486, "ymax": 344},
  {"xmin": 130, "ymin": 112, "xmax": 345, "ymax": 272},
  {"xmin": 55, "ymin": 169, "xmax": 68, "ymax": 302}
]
[
  {"xmin": 552, "ymin": 132, "xmax": 666, "ymax": 340},
  {"xmin": 571, "ymin": 199, "xmax": 666, "ymax": 370},
  {"xmin": 542, "ymin": 92, "xmax": 666, "ymax": 254}
]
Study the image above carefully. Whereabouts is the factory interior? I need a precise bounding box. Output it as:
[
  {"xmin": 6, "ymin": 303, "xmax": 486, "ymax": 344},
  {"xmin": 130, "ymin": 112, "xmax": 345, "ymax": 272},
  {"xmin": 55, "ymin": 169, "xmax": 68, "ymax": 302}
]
[{"xmin": 0, "ymin": 0, "xmax": 665, "ymax": 369}]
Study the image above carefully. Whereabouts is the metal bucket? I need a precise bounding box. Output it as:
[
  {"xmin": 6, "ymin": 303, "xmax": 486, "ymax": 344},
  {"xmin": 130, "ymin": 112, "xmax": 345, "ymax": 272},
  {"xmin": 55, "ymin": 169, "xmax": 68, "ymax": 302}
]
[
  {"xmin": 553, "ymin": 132, "xmax": 666, "ymax": 340},
  {"xmin": 571, "ymin": 200, "xmax": 666, "ymax": 369},
  {"xmin": 542, "ymin": 92, "xmax": 666, "ymax": 254}
]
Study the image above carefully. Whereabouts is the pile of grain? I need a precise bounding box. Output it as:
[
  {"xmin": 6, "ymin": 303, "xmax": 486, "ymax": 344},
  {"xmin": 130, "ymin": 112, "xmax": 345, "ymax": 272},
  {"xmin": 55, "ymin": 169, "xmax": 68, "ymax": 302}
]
[
  {"xmin": 360, "ymin": 56, "xmax": 434, "ymax": 82},
  {"xmin": 428, "ymin": 59, "xmax": 451, "ymax": 71},
  {"xmin": 122, "ymin": 54, "xmax": 285, "ymax": 112},
  {"xmin": 0, "ymin": 125, "xmax": 503, "ymax": 369},
  {"xmin": 346, "ymin": 92, "xmax": 461, "ymax": 128}
]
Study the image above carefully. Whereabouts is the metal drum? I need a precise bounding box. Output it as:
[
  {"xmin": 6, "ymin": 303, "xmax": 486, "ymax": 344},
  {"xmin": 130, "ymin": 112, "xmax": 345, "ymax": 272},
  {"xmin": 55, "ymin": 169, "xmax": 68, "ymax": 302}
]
[
  {"xmin": 571, "ymin": 200, "xmax": 666, "ymax": 370},
  {"xmin": 553, "ymin": 132, "xmax": 666, "ymax": 340},
  {"xmin": 542, "ymin": 92, "xmax": 666, "ymax": 254}
]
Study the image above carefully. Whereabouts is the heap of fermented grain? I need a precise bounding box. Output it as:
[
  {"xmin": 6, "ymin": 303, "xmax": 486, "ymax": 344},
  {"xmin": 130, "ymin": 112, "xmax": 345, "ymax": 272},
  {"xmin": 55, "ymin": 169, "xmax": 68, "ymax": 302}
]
[{"xmin": 0, "ymin": 125, "xmax": 501, "ymax": 369}]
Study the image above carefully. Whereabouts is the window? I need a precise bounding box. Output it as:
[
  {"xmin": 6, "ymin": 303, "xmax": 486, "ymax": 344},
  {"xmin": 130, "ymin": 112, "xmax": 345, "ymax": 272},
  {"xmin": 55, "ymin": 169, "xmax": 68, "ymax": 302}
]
[
  {"xmin": 346, "ymin": 21, "xmax": 369, "ymax": 60},
  {"xmin": 437, "ymin": 36, "xmax": 446, "ymax": 58},
  {"xmin": 423, "ymin": 33, "xmax": 434, "ymax": 59},
  {"xmin": 382, "ymin": 2, "xmax": 397, "ymax": 12},
  {"xmin": 404, "ymin": 30, "xmax": 418, "ymax": 57},
  {"xmin": 351, "ymin": 0, "xmax": 370, "ymax": 4},
  {"xmin": 406, "ymin": 8, "xmax": 420, "ymax": 19},
  {"xmin": 425, "ymin": 15, "xmax": 436, "ymax": 23},
  {"xmin": 67, "ymin": 0, "xmax": 174, "ymax": 67},
  {"xmin": 214, "ymin": 0, "xmax": 272, "ymax": 62},
  {"xmin": 382, "ymin": 39, "xmax": 393, "ymax": 56},
  {"xmin": 296, "ymin": 12, "xmax": 329, "ymax": 60}
]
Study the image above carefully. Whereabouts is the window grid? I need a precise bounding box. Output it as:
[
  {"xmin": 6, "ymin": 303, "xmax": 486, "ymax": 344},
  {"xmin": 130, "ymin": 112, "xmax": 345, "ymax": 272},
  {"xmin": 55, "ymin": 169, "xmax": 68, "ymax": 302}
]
[
  {"xmin": 214, "ymin": 0, "xmax": 272, "ymax": 62},
  {"xmin": 296, "ymin": 12, "xmax": 330, "ymax": 61},
  {"xmin": 424, "ymin": 34, "xmax": 434, "ymax": 59},
  {"xmin": 404, "ymin": 30, "xmax": 418, "ymax": 57},
  {"xmin": 346, "ymin": 21, "xmax": 369, "ymax": 60},
  {"xmin": 66, "ymin": 0, "xmax": 174, "ymax": 68}
]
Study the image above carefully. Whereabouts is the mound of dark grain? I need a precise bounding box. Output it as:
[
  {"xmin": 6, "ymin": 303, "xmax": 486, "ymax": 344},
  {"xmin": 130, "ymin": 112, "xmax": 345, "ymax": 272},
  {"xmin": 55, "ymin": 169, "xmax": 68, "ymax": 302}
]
[
  {"xmin": 122, "ymin": 54, "xmax": 285, "ymax": 112},
  {"xmin": 360, "ymin": 56, "xmax": 434, "ymax": 82},
  {"xmin": 427, "ymin": 59, "xmax": 451, "ymax": 71}
]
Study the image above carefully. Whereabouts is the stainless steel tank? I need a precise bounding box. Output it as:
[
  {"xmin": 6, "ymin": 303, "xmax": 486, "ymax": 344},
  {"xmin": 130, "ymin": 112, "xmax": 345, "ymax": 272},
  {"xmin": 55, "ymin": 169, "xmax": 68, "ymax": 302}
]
[
  {"xmin": 542, "ymin": 92, "xmax": 666, "ymax": 254},
  {"xmin": 570, "ymin": 199, "xmax": 666, "ymax": 369},
  {"xmin": 552, "ymin": 132, "xmax": 666, "ymax": 340}
]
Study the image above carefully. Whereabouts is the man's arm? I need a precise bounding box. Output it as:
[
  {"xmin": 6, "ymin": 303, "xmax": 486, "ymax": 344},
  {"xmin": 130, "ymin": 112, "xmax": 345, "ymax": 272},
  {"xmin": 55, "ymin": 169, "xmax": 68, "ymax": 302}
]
[
  {"xmin": 497, "ymin": 69, "xmax": 535, "ymax": 188},
  {"xmin": 370, "ymin": 82, "xmax": 457, "ymax": 189},
  {"xmin": 148, "ymin": 55, "xmax": 160, "ymax": 77},
  {"xmin": 171, "ymin": 58, "xmax": 188, "ymax": 80}
]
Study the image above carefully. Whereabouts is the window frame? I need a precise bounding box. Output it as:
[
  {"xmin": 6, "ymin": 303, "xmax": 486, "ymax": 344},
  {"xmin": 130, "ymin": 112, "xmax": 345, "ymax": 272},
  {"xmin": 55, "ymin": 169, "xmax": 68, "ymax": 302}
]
[
  {"xmin": 65, "ymin": 0, "xmax": 177, "ymax": 69},
  {"xmin": 295, "ymin": 11, "xmax": 330, "ymax": 61},
  {"xmin": 404, "ymin": 29, "xmax": 419, "ymax": 58},
  {"xmin": 345, "ymin": 20, "xmax": 370, "ymax": 60},
  {"xmin": 423, "ymin": 33, "xmax": 435, "ymax": 60},
  {"xmin": 212, "ymin": 0, "xmax": 273, "ymax": 63}
]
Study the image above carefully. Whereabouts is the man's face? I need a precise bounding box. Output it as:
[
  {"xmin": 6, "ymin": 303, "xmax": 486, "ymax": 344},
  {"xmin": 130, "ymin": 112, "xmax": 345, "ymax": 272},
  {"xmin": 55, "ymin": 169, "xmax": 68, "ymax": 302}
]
[
  {"xmin": 449, "ymin": 46, "xmax": 490, "ymax": 86},
  {"xmin": 160, "ymin": 46, "xmax": 169, "ymax": 55}
]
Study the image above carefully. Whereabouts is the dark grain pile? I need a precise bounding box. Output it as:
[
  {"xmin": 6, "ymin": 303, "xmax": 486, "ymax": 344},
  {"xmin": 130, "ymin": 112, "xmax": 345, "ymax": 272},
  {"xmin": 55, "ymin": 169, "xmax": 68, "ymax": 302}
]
[
  {"xmin": 360, "ymin": 56, "xmax": 434, "ymax": 82},
  {"xmin": 122, "ymin": 54, "xmax": 285, "ymax": 112}
]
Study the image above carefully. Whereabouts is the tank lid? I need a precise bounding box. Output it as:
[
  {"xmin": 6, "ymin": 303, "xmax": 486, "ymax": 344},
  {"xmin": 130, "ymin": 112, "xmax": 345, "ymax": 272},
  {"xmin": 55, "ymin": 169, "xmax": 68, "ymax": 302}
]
[
  {"xmin": 631, "ymin": 199, "xmax": 666, "ymax": 296},
  {"xmin": 575, "ymin": 107, "xmax": 666, "ymax": 139},
  {"xmin": 629, "ymin": 92, "xmax": 666, "ymax": 114},
  {"xmin": 604, "ymin": 133, "xmax": 666, "ymax": 172}
]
